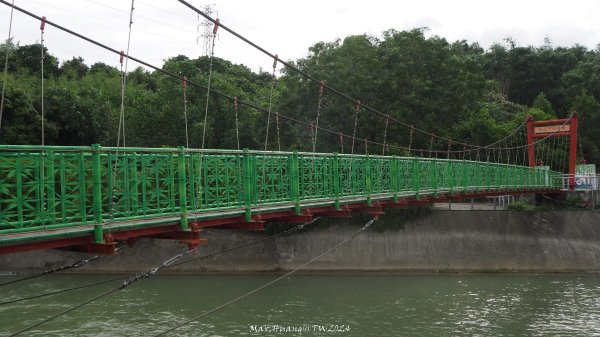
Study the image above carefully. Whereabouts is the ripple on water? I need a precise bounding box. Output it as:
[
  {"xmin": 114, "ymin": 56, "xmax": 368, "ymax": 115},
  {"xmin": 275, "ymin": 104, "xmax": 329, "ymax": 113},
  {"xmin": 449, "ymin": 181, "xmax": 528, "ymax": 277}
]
[{"xmin": 3, "ymin": 274, "xmax": 600, "ymax": 336}]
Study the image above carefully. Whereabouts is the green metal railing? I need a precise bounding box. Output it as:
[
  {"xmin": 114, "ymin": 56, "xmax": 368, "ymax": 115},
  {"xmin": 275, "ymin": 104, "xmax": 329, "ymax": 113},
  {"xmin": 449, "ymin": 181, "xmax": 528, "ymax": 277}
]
[{"xmin": 0, "ymin": 145, "xmax": 562, "ymax": 235}]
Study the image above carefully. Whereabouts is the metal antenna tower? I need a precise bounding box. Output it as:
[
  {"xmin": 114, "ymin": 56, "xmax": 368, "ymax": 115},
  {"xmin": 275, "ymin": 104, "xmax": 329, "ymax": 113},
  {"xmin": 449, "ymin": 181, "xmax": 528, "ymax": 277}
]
[{"xmin": 196, "ymin": 3, "xmax": 217, "ymax": 56}]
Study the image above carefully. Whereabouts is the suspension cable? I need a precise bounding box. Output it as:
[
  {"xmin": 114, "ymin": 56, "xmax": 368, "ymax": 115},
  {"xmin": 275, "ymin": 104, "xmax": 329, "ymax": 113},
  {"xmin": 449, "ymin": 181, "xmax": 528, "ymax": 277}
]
[
  {"xmin": 233, "ymin": 96, "xmax": 240, "ymax": 150},
  {"xmin": 118, "ymin": 0, "xmax": 135, "ymax": 148},
  {"xmin": 275, "ymin": 111, "xmax": 281, "ymax": 151},
  {"xmin": 151, "ymin": 217, "xmax": 376, "ymax": 337},
  {"xmin": 350, "ymin": 101, "xmax": 360, "ymax": 155},
  {"xmin": 39, "ymin": 16, "xmax": 47, "ymax": 230},
  {"xmin": 309, "ymin": 122, "xmax": 315, "ymax": 150},
  {"xmin": 40, "ymin": 16, "xmax": 46, "ymax": 146},
  {"xmin": 1, "ymin": 221, "xmax": 317, "ymax": 306},
  {"xmin": 201, "ymin": 18, "xmax": 218, "ymax": 151},
  {"xmin": 0, "ymin": 0, "xmax": 15, "ymax": 136},
  {"xmin": 312, "ymin": 81, "xmax": 324, "ymax": 153},
  {"xmin": 263, "ymin": 55, "xmax": 278, "ymax": 151},
  {"xmin": 428, "ymin": 134, "xmax": 434, "ymax": 158},
  {"xmin": 0, "ymin": 255, "xmax": 101, "ymax": 288},
  {"xmin": 407, "ymin": 125, "xmax": 414, "ymax": 156},
  {"xmin": 182, "ymin": 76, "xmax": 189, "ymax": 148},
  {"xmin": 7, "ymin": 287, "xmax": 121, "ymax": 337},
  {"xmin": 106, "ymin": 1, "xmax": 135, "ymax": 237},
  {"xmin": 0, "ymin": 275, "xmax": 128, "ymax": 306},
  {"xmin": 381, "ymin": 115, "xmax": 389, "ymax": 156},
  {"xmin": 0, "ymin": 1, "xmax": 544, "ymax": 158},
  {"xmin": 5, "ymin": 220, "xmax": 317, "ymax": 336},
  {"xmin": 119, "ymin": 248, "xmax": 197, "ymax": 290},
  {"xmin": 176, "ymin": 0, "xmax": 535, "ymax": 155}
]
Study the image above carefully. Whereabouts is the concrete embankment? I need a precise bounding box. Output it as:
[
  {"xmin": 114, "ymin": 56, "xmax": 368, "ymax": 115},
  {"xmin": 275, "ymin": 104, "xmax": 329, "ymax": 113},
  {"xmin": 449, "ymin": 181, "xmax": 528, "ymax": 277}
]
[{"xmin": 2, "ymin": 210, "xmax": 600, "ymax": 273}]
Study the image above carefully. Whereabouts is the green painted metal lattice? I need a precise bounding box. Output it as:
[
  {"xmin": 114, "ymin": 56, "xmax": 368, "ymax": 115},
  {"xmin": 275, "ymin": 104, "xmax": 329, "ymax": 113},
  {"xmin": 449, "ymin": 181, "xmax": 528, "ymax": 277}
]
[{"xmin": 0, "ymin": 145, "xmax": 562, "ymax": 234}]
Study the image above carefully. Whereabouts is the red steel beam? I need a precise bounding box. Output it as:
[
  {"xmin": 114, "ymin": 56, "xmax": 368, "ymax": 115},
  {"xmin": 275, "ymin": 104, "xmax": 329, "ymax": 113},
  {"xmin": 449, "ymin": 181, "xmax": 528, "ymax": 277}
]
[{"xmin": 568, "ymin": 112, "xmax": 579, "ymax": 190}]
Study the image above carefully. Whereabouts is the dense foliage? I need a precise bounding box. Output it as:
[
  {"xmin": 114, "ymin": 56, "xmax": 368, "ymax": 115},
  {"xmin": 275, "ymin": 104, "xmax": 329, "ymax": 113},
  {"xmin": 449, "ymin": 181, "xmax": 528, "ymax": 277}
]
[{"xmin": 1, "ymin": 29, "xmax": 599, "ymax": 166}]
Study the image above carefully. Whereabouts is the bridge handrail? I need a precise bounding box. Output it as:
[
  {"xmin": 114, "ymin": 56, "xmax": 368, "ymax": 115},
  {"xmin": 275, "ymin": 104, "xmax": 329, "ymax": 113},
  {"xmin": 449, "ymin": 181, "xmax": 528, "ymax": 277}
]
[
  {"xmin": 0, "ymin": 145, "xmax": 563, "ymax": 234},
  {"xmin": 560, "ymin": 174, "xmax": 600, "ymax": 191}
]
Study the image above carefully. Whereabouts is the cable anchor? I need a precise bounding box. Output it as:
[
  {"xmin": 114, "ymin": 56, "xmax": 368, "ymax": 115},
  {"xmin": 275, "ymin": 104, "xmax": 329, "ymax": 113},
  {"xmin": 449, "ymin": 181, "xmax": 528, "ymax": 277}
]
[
  {"xmin": 213, "ymin": 18, "xmax": 219, "ymax": 35},
  {"xmin": 40, "ymin": 16, "xmax": 46, "ymax": 31}
]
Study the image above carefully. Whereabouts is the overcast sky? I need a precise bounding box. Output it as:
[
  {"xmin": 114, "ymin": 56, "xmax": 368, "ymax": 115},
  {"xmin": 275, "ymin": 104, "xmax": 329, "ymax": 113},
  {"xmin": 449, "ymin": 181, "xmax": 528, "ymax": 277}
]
[{"xmin": 2, "ymin": 0, "xmax": 600, "ymax": 73}]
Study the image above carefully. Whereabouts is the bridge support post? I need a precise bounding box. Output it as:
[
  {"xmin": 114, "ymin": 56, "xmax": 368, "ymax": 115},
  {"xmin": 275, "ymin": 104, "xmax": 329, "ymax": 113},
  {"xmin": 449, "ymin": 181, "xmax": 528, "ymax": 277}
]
[
  {"xmin": 527, "ymin": 116, "xmax": 536, "ymax": 168},
  {"xmin": 290, "ymin": 151, "xmax": 301, "ymax": 215},
  {"xmin": 333, "ymin": 153, "xmax": 341, "ymax": 210},
  {"xmin": 242, "ymin": 148, "xmax": 254, "ymax": 221},
  {"xmin": 91, "ymin": 144, "xmax": 104, "ymax": 243},
  {"xmin": 447, "ymin": 160, "xmax": 454, "ymax": 195},
  {"xmin": 177, "ymin": 147, "xmax": 189, "ymax": 231},
  {"xmin": 94, "ymin": 224, "xmax": 104, "ymax": 244},
  {"xmin": 412, "ymin": 158, "xmax": 420, "ymax": 199},
  {"xmin": 365, "ymin": 154, "xmax": 372, "ymax": 206},
  {"xmin": 475, "ymin": 162, "xmax": 481, "ymax": 193},
  {"xmin": 432, "ymin": 159, "xmax": 439, "ymax": 197},
  {"xmin": 46, "ymin": 151, "xmax": 56, "ymax": 224},
  {"xmin": 462, "ymin": 160, "xmax": 469, "ymax": 194},
  {"xmin": 391, "ymin": 156, "xmax": 399, "ymax": 203},
  {"xmin": 568, "ymin": 113, "xmax": 578, "ymax": 190}
]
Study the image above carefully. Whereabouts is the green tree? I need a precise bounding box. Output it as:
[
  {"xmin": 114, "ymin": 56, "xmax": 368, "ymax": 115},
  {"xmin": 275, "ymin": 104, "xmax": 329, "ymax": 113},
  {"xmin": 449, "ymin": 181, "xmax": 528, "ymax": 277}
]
[
  {"xmin": 572, "ymin": 93, "xmax": 600, "ymax": 164},
  {"xmin": 60, "ymin": 57, "xmax": 89, "ymax": 79},
  {"xmin": 0, "ymin": 84, "xmax": 52, "ymax": 144},
  {"xmin": 532, "ymin": 92, "xmax": 555, "ymax": 116}
]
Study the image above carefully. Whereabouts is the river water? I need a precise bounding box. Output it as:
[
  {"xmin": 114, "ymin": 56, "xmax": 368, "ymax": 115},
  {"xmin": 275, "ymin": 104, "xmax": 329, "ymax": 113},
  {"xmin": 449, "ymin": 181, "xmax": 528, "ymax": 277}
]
[{"xmin": 1, "ymin": 273, "xmax": 600, "ymax": 336}]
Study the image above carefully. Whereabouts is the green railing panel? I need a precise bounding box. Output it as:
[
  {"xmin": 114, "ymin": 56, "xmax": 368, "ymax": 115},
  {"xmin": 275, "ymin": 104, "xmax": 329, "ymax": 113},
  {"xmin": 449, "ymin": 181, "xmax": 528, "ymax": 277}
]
[
  {"xmin": 299, "ymin": 156, "xmax": 333, "ymax": 200},
  {"xmin": 255, "ymin": 155, "xmax": 290, "ymax": 204},
  {"xmin": 339, "ymin": 156, "xmax": 367, "ymax": 197},
  {"xmin": 370, "ymin": 157, "xmax": 393, "ymax": 194},
  {"xmin": 191, "ymin": 153, "xmax": 244, "ymax": 210}
]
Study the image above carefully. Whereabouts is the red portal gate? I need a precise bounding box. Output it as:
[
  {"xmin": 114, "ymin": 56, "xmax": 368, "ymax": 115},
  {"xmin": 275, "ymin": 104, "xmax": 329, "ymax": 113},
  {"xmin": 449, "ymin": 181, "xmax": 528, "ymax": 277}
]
[{"xmin": 526, "ymin": 112, "xmax": 578, "ymax": 190}]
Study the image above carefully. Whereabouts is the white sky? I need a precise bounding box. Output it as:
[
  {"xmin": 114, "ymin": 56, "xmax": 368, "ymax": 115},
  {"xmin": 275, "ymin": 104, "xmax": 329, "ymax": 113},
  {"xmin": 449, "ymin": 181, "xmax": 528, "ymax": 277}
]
[{"xmin": 1, "ymin": 0, "xmax": 600, "ymax": 73}]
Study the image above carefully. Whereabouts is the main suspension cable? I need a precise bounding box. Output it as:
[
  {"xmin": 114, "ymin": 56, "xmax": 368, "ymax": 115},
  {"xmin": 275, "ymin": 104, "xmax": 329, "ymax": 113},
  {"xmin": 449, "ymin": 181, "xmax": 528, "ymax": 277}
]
[
  {"xmin": 0, "ymin": 255, "xmax": 101, "ymax": 288},
  {"xmin": 0, "ymin": 0, "xmax": 536, "ymax": 157},
  {"xmin": 0, "ymin": 275, "xmax": 128, "ymax": 306},
  {"xmin": 176, "ymin": 0, "xmax": 530, "ymax": 154}
]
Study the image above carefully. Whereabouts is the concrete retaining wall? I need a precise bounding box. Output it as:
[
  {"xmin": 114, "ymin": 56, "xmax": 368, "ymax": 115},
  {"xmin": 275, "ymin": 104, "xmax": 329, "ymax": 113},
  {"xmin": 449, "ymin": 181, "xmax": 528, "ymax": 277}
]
[{"xmin": 2, "ymin": 210, "xmax": 600, "ymax": 273}]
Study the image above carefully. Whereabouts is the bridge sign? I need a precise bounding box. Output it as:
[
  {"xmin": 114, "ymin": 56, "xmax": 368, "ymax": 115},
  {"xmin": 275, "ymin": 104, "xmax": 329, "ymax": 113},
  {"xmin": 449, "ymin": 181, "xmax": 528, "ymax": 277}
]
[
  {"xmin": 575, "ymin": 164, "xmax": 597, "ymax": 190},
  {"xmin": 534, "ymin": 125, "xmax": 570, "ymax": 134}
]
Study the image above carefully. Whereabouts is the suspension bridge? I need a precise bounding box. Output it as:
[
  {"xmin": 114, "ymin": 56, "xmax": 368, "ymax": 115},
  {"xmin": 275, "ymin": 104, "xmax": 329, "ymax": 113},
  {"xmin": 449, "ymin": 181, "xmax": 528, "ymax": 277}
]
[
  {"xmin": 0, "ymin": 1, "xmax": 592, "ymax": 337},
  {"xmin": 0, "ymin": 0, "xmax": 578, "ymax": 256}
]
